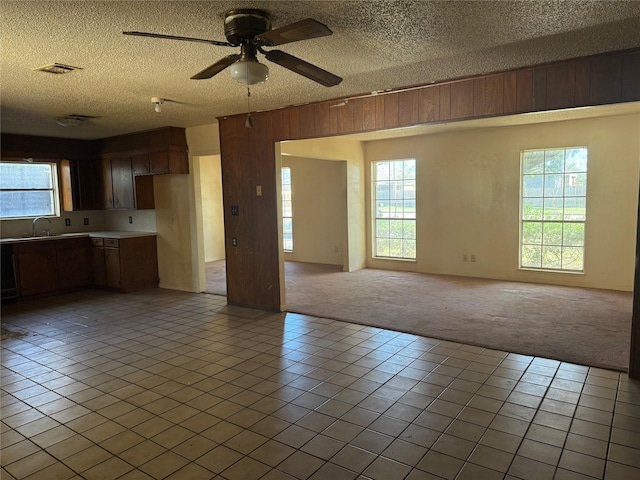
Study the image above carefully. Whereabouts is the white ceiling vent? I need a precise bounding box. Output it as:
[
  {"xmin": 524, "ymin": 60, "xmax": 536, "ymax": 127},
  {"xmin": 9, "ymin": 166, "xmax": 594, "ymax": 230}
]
[{"xmin": 33, "ymin": 63, "xmax": 82, "ymax": 74}]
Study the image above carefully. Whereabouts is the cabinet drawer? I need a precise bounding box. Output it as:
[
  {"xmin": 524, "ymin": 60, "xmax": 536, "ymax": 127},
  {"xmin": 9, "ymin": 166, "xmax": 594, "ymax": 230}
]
[
  {"xmin": 104, "ymin": 238, "xmax": 120, "ymax": 248},
  {"xmin": 91, "ymin": 238, "xmax": 104, "ymax": 247}
]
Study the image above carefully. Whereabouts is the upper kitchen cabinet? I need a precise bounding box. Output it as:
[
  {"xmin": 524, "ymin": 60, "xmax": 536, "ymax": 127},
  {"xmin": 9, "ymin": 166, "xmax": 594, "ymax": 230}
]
[
  {"xmin": 100, "ymin": 126, "xmax": 189, "ymax": 175},
  {"xmin": 101, "ymin": 156, "xmax": 154, "ymax": 210},
  {"xmin": 110, "ymin": 156, "xmax": 135, "ymax": 209}
]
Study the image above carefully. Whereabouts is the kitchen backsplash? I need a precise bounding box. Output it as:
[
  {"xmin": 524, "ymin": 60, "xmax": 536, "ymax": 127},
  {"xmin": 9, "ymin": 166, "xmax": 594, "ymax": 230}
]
[{"xmin": 0, "ymin": 210, "xmax": 156, "ymax": 238}]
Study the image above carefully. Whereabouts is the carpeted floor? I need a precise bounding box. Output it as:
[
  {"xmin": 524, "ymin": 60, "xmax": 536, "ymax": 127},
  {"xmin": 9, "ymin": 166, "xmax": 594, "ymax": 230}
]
[{"xmin": 205, "ymin": 260, "xmax": 633, "ymax": 371}]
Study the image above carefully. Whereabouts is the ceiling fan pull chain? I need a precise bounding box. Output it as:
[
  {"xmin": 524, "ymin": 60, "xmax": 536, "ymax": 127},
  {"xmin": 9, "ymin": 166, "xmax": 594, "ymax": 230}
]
[{"xmin": 245, "ymin": 86, "xmax": 254, "ymax": 128}]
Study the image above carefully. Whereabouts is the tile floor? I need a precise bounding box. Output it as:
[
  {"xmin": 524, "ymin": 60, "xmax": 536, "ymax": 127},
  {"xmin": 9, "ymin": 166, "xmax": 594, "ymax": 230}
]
[{"xmin": 1, "ymin": 288, "xmax": 639, "ymax": 480}]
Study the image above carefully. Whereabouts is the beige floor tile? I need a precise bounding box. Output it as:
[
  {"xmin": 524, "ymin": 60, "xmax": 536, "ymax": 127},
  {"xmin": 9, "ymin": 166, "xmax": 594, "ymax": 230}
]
[
  {"xmin": 81, "ymin": 456, "xmax": 134, "ymax": 480},
  {"xmin": 139, "ymin": 451, "xmax": 190, "ymax": 479},
  {"xmin": 559, "ymin": 450, "xmax": 606, "ymax": 477},
  {"xmin": 195, "ymin": 444, "xmax": 243, "ymax": 474},
  {"xmin": 164, "ymin": 462, "xmax": 216, "ymax": 480},
  {"xmin": 3, "ymin": 289, "xmax": 640, "ymax": 480},
  {"xmin": 416, "ymin": 450, "xmax": 464, "ymax": 480},
  {"xmin": 468, "ymin": 444, "xmax": 514, "ymax": 472},
  {"xmin": 4, "ymin": 450, "xmax": 56, "ymax": 478}
]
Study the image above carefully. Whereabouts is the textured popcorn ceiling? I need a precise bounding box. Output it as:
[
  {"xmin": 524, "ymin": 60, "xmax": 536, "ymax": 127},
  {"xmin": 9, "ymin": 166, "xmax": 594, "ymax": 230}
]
[{"xmin": 1, "ymin": 1, "xmax": 639, "ymax": 140}]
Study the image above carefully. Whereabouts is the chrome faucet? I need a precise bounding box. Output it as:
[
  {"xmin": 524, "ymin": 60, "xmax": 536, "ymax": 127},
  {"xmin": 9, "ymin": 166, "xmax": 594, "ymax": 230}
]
[{"xmin": 32, "ymin": 217, "xmax": 52, "ymax": 237}]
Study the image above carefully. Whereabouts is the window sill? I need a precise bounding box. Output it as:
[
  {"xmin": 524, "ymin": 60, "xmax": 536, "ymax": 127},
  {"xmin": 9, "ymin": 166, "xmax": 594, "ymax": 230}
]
[
  {"xmin": 518, "ymin": 267, "xmax": 584, "ymax": 275},
  {"xmin": 373, "ymin": 256, "xmax": 417, "ymax": 263}
]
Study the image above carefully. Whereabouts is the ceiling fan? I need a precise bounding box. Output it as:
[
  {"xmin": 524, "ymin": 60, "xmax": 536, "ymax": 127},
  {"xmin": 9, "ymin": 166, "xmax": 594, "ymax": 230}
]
[{"xmin": 123, "ymin": 9, "xmax": 342, "ymax": 87}]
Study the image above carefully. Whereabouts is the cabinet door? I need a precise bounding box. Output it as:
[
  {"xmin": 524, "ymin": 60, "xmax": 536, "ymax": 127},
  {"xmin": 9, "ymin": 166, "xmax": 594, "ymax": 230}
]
[
  {"xmin": 104, "ymin": 247, "xmax": 122, "ymax": 289},
  {"xmin": 110, "ymin": 157, "xmax": 135, "ymax": 209},
  {"xmin": 149, "ymin": 150, "xmax": 189, "ymax": 175},
  {"xmin": 57, "ymin": 241, "xmax": 91, "ymax": 290},
  {"xmin": 134, "ymin": 175, "xmax": 155, "ymax": 210},
  {"xmin": 92, "ymin": 247, "xmax": 106, "ymax": 287},
  {"xmin": 101, "ymin": 157, "xmax": 114, "ymax": 209},
  {"xmin": 119, "ymin": 236, "xmax": 159, "ymax": 292},
  {"xmin": 76, "ymin": 159, "xmax": 102, "ymax": 210},
  {"xmin": 131, "ymin": 153, "xmax": 150, "ymax": 175},
  {"xmin": 14, "ymin": 248, "xmax": 58, "ymax": 298},
  {"xmin": 149, "ymin": 151, "xmax": 170, "ymax": 174}
]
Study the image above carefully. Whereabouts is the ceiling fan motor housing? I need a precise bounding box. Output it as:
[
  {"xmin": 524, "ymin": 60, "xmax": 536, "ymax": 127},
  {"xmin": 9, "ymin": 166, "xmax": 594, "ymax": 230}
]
[{"xmin": 224, "ymin": 9, "xmax": 271, "ymax": 45}]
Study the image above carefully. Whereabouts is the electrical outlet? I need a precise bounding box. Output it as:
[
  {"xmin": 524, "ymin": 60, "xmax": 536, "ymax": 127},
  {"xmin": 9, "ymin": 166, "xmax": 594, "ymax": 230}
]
[
  {"xmin": 471, "ymin": 254, "xmax": 477, "ymax": 262},
  {"xmin": 65, "ymin": 218, "xmax": 71, "ymax": 226},
  {"xmin": 256, "ymin": 185, "xmax": 262, "ymax": 196},
  {"xmin": 231, "ymin": 205, "xmax": 239, "ymax": 216},
  {"xmin": 232, "ymin": 237, "xmax": 238, "ymax": 247},
  {"xmin": 128, "ymin": 216, "xmax": 133, "ymax": 224},
  {"xmin": 463, "ymin": 254, "xmax": 468, "ymax": 262},
  {"xmin": 83, "ymin": 218, "xmax": 89, "ymax": 226}
]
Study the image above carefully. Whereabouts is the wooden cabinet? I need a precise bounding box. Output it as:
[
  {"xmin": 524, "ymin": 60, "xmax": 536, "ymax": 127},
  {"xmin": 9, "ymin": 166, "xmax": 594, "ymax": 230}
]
[
  {"xmin": 14, "ymin": 237, "xmax": 92, "ymax": 298},
  {"xmin": 56, "ymin": 238, "xmax": 91, "ymax": 290},
  {"xmin": 149, "ymin": 150, "xmax": 189, "ymax": 175},
  {"xmin": 75, "ymin": 158, "xmax": 102, "ymax": 210},
  {"xmin": 91, "ymin": 235, "xmax": 158, "ymax": 292},
  {"xmin": 62, "ymin": 158, "xmax": 102, "ymax": 211},
  {"xmin": 91, "ymin": 239, "xmax": 106, "ymax": 287},
  {"xmin": 131, "ymin": 153, "xmax": 150, "ymax": 175},
  {"xmin": 110, "ymin": 156, "xmax": 135, "ymax": 209},
  {"xmin": 14, "ymin": 242, "xmax": 58, "ymax": 298},
  {"xmin": 101, "ymin": 156, "xmax": 155, "ymax": 210},
  {"xmin": 101, "ymin": 157, "xmax": 114, "ymax": 209},
  {"xmin": 129, "ymin": 150, "xmax": 188, "ymax": 175}
]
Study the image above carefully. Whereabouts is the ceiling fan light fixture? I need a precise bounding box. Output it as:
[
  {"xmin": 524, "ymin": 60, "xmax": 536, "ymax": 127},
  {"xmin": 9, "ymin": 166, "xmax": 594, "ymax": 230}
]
[
  {"xmin": 55, "ymin": 115, "xmax": 85, "ymax": 127},
  {"xmin": 230, "ymin": 59, "xmax": 268, "ymax": 85}
]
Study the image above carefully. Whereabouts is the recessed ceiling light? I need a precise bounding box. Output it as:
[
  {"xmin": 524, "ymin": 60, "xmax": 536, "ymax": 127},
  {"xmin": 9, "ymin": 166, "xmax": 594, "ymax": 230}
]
[{"xmin": 33, "ymin": 63, "xmax": 82, "ymax": 74}]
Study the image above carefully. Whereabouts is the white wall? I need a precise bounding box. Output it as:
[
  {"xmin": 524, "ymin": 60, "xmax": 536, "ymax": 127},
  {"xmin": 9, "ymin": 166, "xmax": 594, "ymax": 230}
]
[
  {"xmin": 364, "ymin": 113, "xmax": 640, "ymax": 291},
  {"xmin": 154, "ymin": 174, "xmax": 195, "ymax": 291},
  {"xmin": 281, "ymin": 137, "xmax": 366, "ymax": 271},
  {"xmin": 200, "ymin": 154, "xmax": 225, "ymax": 262},
  {"xmin": 281, "ymin": 156, "xmax": 346, "ymax": 265}
]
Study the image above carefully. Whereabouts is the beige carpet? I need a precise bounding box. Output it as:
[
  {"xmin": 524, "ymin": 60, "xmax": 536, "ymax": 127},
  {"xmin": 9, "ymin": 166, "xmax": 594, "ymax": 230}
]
[{"xmin": 205, "ymin": 260, "xmax": 633, "ymax": 371}]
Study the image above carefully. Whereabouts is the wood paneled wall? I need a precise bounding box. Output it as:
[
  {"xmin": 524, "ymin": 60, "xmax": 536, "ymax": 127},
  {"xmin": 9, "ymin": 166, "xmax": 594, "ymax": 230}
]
[
  {"xmin": 219, "ymin": 48, "xmax": 640, "ymax": 372},
  {"xmin": 1, "ymin": 134, "xmax": 97, "ymax": 160}
]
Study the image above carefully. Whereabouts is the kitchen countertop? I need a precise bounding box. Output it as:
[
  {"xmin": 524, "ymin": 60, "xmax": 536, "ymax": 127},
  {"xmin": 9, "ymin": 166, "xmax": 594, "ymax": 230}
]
[{"xmin": 0, "ymin": 231, "xmax": 157, "ymax": 244}]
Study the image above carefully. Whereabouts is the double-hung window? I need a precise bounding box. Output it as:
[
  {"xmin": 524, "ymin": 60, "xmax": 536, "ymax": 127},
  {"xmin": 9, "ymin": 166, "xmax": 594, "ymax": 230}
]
[
  {"xmin": 520, "ymin": 147, "xmax": 587, "ymax": 271},
  {"xmin": 0, "ymin": 161, "xmax": 59, "ymax": 219},
  {"xmin": 373, "ymin": 159, "xmax": 416, "ymax": 259}
]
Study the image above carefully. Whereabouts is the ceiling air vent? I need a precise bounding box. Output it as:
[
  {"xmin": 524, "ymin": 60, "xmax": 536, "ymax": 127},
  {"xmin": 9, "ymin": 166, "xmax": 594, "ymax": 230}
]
[{"xmin": 33, "ymin": 63, "xmax": 82, "ymax": 74}]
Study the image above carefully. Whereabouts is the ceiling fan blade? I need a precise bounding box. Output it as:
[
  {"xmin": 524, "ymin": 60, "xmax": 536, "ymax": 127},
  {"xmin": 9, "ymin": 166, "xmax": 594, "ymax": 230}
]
[
  {"xmin": 256, "ymin": 18, "xmax": 333, "ymax": 46},
  {"xmin": 123, "ymin": 31, "xmax": 232, "ymax": 47},
  {"xmin": 191, "ymin": 54, "xmax": 241, "ymax": 80},
  {"xmin": 265, "ymin": 50, "xmax": 342, "ymax": 87}
]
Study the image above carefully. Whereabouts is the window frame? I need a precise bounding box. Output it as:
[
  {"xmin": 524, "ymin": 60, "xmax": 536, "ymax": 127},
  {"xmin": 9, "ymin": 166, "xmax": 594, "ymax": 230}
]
[
  {"xmin": 519, "ymin": 147, "xmax": 588, "ymax": 273},
  {"xmin": 0, "ymin": 160, "xmax": 61, "ymax": 220},
  {"xmin": 372, "ymin": 158, "xmax": 417, "ymax": 261}
]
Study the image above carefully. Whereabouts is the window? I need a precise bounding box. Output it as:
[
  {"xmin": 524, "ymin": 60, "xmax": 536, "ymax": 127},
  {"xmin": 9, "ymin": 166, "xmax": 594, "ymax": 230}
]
[
  {"xmin": 282, "ymin": 166, "xmax": 293, "ymax": 252},
  {"xmin": 373, "ymin": 159, "xmax": 416, "ymax": 259},
  {"xmin": 0, "ymin": 162, "xmax": 59, "ymax": 219},
  {"xmin": 520, "ymin": 147, "xmax": 587, "ymax": 271}
]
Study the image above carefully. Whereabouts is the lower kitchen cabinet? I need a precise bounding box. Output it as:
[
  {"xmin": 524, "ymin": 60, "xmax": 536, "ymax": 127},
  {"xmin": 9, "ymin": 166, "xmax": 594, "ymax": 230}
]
[
  {"xmin": 14, "ymin": 238, "xmax": 91, "ymax": 298},
  {"xmin": 91, "ymin": 235, "xmax": 158, "ymax": 292},
  {"xmin": 56, "ymin": 238, "xmax": 92, "ymax": 290}
]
